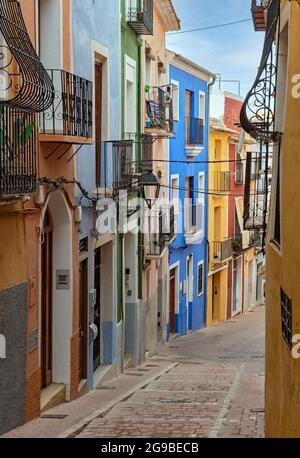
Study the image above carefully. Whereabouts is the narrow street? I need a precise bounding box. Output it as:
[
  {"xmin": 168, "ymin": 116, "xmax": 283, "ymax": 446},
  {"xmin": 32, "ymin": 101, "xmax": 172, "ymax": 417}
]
[{"xmin": 77, "ymin": 305, "xmax": 265, "ymax": 439}]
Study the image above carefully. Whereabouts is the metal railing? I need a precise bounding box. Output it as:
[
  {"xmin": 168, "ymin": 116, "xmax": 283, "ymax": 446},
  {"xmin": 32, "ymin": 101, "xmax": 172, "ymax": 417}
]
[
  {"xmin": 185, "ymin": 117, "xmax": 204, "ymax": 146},
  {"xmin": 145, "ymin": 85, "xmax": 174, "ymax": 133},
  {"xmin": 97, "ymin": 140, "xmax": 135, "ymax": 193},
  {"xmin": 145, "ymin": 210, "xmax": 167, "ymax": 257},
  {"xmin": 127, "ymin": 0, "xmax": 153, "ymax": 35},
  {"xmin": 214, "ymin": 171, "xmax": 230, "ymax": 194},
  {"xmin": 0, "ymin": 104, "xmax": 37, "ymax": 196},
  {"xmin": 40, "ymin": 69, "xmax": 93, "ymax": 138},
  {"xmin": 185, "ymin": 202, "xmax": 203, "ymax": 234},
  {"xmin": 213, "ymin": 239, "xmax": 233, "ymax": 263},
  {"xmin": 164, "ymin": 205, "xmax": 175, "ymax": 244}
]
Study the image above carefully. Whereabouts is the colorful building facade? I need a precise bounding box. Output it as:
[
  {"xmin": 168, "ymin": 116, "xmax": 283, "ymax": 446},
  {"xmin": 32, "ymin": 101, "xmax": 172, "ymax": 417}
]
[
  {"xmin": 166, "ymin": 51, "xmax": 214, "ymax": 336},
  {"xmin": 242, "ymin": 0, "xmax": 300, "ymax": 437}
]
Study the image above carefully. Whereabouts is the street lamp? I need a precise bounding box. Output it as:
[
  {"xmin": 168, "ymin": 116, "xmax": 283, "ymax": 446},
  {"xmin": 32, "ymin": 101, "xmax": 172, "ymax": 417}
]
[{"xmin": 140, "ymin": 170, "xmax": 161, "ymax": 210}]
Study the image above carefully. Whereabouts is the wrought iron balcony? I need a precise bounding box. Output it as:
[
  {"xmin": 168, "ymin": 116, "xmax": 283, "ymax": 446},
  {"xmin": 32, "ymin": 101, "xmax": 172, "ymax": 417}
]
[
  {"xmin": 0, "ymin": 0, "xmax": 54, "ymax": 113},
  {"xmin": 40, "ymin": 70, "xmax": 93, "ymax": 141},
  {"xmin": 212, "ymin": 239, "xmax": 233, "ymax": 264},
  {"xmin": 214, "ymin": 171, "xmax": 230, "ymax": 195},
  {"xmin": 97, "ymin": 140, "xmax": 135, "ymax": 196},
  {"xmin": 240, "ymin": 0, "xmax": 280, "ymax": 143},
  {"xmin": 145, "ymin": 209, "xmax": 168, "ymax": 258},
  {"xmin": 244, "ymin": 149, "xmax": 272, "ymax": 232},
  {"xmin": 127, "ymin": 0, "xmax": 153, "ymax": 35},
  {"xmin": 235, "ymin": 161, "xmax": 244, "ymax": 184},
  {"xmin": 145, "ymin": 85, "xmax": 174, "ymax": 136},
  {"xmin": 0, "ymin": 104, "xmax": 37, "ymax": 196},
  {"xmin": 186, "ymin": 117, "xmax": 204, "ymax": 146}
]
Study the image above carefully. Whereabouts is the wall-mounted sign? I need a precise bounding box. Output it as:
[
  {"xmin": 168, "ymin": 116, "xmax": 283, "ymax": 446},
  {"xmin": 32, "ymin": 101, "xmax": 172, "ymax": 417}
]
[
  {"xmin": 0, "ymin": 334, "xmax": 6, "ymax": 359},
  {"xmin": 56, "ymin": 270, "xmax": 70, "ymax": 290}
]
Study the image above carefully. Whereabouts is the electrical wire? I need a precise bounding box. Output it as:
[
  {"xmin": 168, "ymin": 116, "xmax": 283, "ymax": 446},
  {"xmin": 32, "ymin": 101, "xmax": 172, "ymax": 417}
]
[
  {"xmin": 167, "ymin": 18, "xmax": 252, "ymax": 35},
  {"xmin": 161, "ymin": 183, "xmax": 268, "ymax": 198}
]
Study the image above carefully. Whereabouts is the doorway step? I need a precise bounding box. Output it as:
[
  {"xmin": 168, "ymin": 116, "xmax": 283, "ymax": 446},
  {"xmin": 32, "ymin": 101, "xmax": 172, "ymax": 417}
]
[
  {"xmin": 93, "ymin": 363, "xmax": 118, "ymax": 388},
  {"xmin": 41, "ymin": 384, "xmax": 66, "ymax": 413}
]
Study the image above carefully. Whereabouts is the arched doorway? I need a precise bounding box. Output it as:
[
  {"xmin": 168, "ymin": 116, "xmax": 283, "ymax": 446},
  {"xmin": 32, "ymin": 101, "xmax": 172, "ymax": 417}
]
[{"xmin": 41, "ymin": 191, "xmax": 73, "ymax": 398}]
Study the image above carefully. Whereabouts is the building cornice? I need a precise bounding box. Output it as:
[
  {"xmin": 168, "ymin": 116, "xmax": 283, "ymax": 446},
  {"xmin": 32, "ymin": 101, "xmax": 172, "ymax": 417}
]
[{"xmin": 154, "ymin": 0, "xmax": 180, "ymax": 32}]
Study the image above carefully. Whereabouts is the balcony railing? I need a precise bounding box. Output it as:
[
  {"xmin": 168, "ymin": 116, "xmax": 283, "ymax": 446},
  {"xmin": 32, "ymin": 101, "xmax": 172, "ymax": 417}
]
[
  {"xmin": 186, "ymin": 117, "xmax": 204, "ymax": 146},
  {"xmin": 145, "ymin": 210, "xmax": 167, "ymax": 258},
  {"xmin": 212, "ymin": 239, "xmax": 233, "ymax": 263},
  {"xmin": 98, "ymin": 140, "xmax": 135, "ymax": 195},
  {"xmin": 214, "ymin": 171, "xmax": 230, "ymax": 194},
  {"xmin": 240, "ymin": 0, "xmax": 280, "ymax": 143},
  {"xmin": 0, "ymin": 104, "xmax": 37, "ymax": 196},
  {"xmin": 145, "ymin": 85, "xmax": 174, "ymax": 135},
  {"xmin": 235, "ymin": 161, "xmax": 243, "ymax": 184},
  {"xmin": 127, "ymin": 0, "xmax": 153, "ymax": 35},
  {"xmin": 185, "ymin": 202, "xmax": 203, "ymax": 235},
  {"xmin": 40, "ymin": 70, "xmax": 93, "ymax": 140},
  {"xmin": 0, "ymin": 0, "xmax": 54, "ymax": 113}
]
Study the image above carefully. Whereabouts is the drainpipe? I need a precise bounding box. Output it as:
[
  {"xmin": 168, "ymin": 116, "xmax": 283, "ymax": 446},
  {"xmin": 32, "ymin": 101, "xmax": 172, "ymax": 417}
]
[{"xmin": 205, "ymin": 74, "xmax": 217, "ymax": 327}]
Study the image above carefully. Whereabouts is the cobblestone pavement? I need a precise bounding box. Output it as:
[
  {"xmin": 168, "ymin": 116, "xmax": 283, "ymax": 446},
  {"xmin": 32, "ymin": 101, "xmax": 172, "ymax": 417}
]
[{"xmin": 76, "ymin": 306, "xmax": 265, "ymax": 438}]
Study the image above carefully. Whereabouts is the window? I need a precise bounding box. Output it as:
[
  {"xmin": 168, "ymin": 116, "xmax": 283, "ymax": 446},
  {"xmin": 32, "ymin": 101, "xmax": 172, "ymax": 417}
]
[
  {"xmin": 199, "ymin": 91, "xmax": 205, "ymax": 124},
  {"xmin": 170, "ymin": 175, "xmax": 179, "ymax": 214},
  {"xmin": 197, "ymin": 262, "xmax": 204, "ymax": 296},
  {"xmin": 145, "ymin": 55, "xmax": 151, "ymax": 88},
  {"xmin": 171, "ymin": 79, "xmax": 180, "ymax": 121},
  {"xmin": 198, "ymin": 173, "xmax": 205, "ymax": 206}
]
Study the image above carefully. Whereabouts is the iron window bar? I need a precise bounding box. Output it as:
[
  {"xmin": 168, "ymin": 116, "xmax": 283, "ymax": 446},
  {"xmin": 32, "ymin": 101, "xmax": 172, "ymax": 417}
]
[
  {"xmin": 0, "ymin": 0, "xmax": 54, "ymax": 113},
  {"xmin": 0, "ymin": 104, "xmax": 37, "ymax": 196},
  {"xmin": 40, "ymin": 69, "xmax": 93, "ymax": 139},
  {"xmin": 127, "ymin": 0, "xmax": 153, "ymax": 35},
  {"xmin": 240, "ymin": 0, "xmax": 280, "ymax": 144}
]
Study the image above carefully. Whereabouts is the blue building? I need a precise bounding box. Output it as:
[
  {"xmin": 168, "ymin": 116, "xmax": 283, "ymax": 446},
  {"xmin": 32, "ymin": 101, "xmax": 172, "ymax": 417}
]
[
  {"xmin": 166, "ymin": 51, "xmax": 215, "ymax": 338},
  {"xmin": 72, "ymin": 0, "xmax": 122, "ymax": 390}
]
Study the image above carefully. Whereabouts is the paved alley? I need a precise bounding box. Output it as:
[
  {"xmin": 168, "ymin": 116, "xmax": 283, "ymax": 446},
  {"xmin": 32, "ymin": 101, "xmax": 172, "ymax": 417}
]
[{"xmin": 77, "ymin": 305, "xmax": 265, "ymax": 439}]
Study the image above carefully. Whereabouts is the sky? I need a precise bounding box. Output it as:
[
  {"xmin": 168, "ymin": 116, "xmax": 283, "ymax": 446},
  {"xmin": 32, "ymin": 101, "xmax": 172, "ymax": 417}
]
[{"xmin": 167, "ymin": 0, "xmax": 265, "ymax": 97}]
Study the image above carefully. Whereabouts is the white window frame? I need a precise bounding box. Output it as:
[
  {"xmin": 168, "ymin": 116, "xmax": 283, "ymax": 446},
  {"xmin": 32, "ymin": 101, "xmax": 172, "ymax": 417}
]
[
  {"xmin": 199, "ymin": 90, "xmax": 206, "ymax": 125},
  {"xmin": 186, "ymin": 255, "xmax": 194, "ymax": 303},
  {"xmin": 198, "ymin": 172, "xmax": 205, "ymax": 206},
  {"xmin": 197, "ymin": 261, "xmax": 204, "ymax": 297},
  {"xmin": 170, "ymin": 174, "xmax": 180, "ymax": 214},
  {"xmin": 171, "ymin": 79, "xmax": 180, "ymax": 122}
]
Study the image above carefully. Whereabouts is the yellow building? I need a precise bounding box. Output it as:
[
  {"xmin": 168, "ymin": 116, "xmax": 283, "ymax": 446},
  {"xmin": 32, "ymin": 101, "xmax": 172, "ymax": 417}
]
[
  {"xmin": 242, "ymin": 0, "xmax": 300, "ymax": 437},
  {"xmin": 207, "ymin": 121, "xmax": 234, "ymax": 325}
]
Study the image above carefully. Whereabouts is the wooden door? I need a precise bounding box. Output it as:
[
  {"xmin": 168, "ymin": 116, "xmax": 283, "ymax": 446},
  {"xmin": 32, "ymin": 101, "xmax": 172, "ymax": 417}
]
[
  {"xmin": 78, "ymin": 259, "xmax": 88, "ymax": 381},
  {"xmin": 41, "ymin": 209, "xmax": 53, "ymax": 390},
  {"xmin": 95, "ymin": 62, "xmax": 102, "ymax": 186},
  {"xmin": 169, "ymin": 271, "xmax": 176, "ymax": 334}
]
